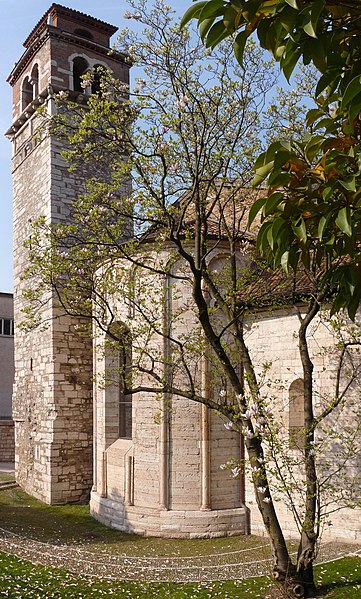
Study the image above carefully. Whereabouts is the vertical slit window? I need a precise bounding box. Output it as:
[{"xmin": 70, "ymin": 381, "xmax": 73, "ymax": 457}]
[
  {"xmin": 289, "ymin": 378, "xmax": 305, "ymax": 449},
  {"xmin": 31, "ymin": 64, "xmax": 39, "ymax": 99},
  {"xmin": 119, "ymin": 327, "xmax": 132, "ymax": 439},
  {"xmin": 21, "ymin": 76, "xmax": 32, "ymax": 111}
]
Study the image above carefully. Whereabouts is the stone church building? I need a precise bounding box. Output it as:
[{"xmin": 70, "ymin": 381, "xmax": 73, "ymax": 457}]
[{"xmin": 6, "ymin": 4, "xmax": 360, "ymax": 542}]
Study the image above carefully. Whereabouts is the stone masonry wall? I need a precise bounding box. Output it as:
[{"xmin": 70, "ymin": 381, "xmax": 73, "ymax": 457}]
[
  {"xmin": 244, "ymin": 308, "xmax": 361, "ymax": 543},
  {"xmin": 12, "ymin": 112, "xmax": 93, "ymax": 504},
  {"xmin": 90, "ymin": 259, "xmax": 248, "ymax": 537}
]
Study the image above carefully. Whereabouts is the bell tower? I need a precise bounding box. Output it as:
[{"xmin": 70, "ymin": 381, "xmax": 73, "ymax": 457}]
[{"xmin": 7, "ymin": 4, "xmax": 130, "ymax": 504}]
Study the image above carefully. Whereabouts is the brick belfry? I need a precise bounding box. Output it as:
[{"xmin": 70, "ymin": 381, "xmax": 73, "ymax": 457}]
[{"xmin": 6, "ymin": 4, "xmax": 130, "ymax": 504}]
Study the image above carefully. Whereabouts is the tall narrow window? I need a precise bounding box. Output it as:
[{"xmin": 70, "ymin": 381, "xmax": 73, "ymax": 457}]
[
  {"xmin": 289, "ymin": 378, "xmax": 305, "ymax": 449},
  {"xmin": 104, "ymin": 323, "xmax": 133, "ymax": 446},
  {"xmin": 119, "ymin": 326, "xmax": 132, "ymax": 439},
  {"xmin": 30, "ymin": 64, "xmax": 39, "ymax": 99},
  {"xmin": 73, "ymin": 57, "xmax": 89, "ymax": 92},
  {"xmin": 21, "ymin": 77, "xmax": 32, "ymax": 110}
]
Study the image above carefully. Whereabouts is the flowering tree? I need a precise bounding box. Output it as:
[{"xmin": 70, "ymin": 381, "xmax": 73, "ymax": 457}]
[{"xmin": 23, "ymin": 2, "xmax": 361, "ymax": 597}]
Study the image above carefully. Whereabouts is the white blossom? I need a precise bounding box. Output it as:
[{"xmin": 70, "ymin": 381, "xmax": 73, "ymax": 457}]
[
  {"xmin": 124, "ymin": 11, "xmax": 141, "ymax": 20},
  {"xmin": 231, "ymin": 466, "xmax": 241, "ymax": 478},
  {"xmin": 224, "ymin": 421, "xmax": 234, "ymax": 431},
  {"xmin": 175, "ymin": 95, "xmax": 189, "ymax": 109}
]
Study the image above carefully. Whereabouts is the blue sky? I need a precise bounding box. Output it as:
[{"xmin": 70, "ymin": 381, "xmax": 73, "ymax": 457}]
[{"xmin": 0, "ymin": 0, "xmax": 186, "ymax": 293}]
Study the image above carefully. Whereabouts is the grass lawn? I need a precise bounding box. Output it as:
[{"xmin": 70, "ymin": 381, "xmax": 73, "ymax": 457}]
[
  {"xmin": 0, "ymin": 552, "xmax": 359, "ymax": 598},
  {"xmin": 0, "ymin": 473, "xmax": 15, "ymax": 483},
  {"xmin": 0, "ymin": 486, "xmax": 359, "ymax": 597},
  {"xmin": 0, "ymin": 486, "xmax": 266, "ymax": 557}
]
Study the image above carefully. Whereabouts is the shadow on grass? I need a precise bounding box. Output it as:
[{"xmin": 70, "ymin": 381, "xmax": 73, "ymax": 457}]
[
  {"xmin": 314, "ymin": 557, "xmax": 361, "ymax": 598},
  {"xmin": 317, "ymin": 579, "xmax": 361, "ymax": 597},
  {"xmin": 0, "ymin": 486, "xmax": 267, "ymax": 558},
  {"xmin": 0, "ymin": 486, "xmax": 139, "ymax": 546}
]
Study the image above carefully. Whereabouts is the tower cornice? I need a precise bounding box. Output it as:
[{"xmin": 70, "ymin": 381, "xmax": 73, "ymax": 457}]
[
  {"xmin": 24, "ymin": 4, "xmax": 117, "ymax": 49},
  {"xmin": 7, "ymin": 26, "xmax": 127, "ymax": 88}
]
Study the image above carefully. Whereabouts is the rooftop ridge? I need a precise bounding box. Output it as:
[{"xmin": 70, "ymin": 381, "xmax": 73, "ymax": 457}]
[{"xmin": 24, "ymin": 3, "xmax": 117, "ymax": 49}]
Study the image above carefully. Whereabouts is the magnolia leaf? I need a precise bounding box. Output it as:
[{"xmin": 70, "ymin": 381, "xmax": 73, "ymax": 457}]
[
  {"xmin": 306, "ymin": 108, "xmax": 324, "ymax": 127},
  {"xmin": 284, "ymin": 0, "xmax": 298, "ymax": 8},
  {"xmin": 256, "ymin": 221, "xmax": 272, "ymax": 253},
  {"xmin": 199, "ymin": 17, "xmax": 215, "ymax": 41},
  {"xmin": 292, "ymin": 216, "xmax": 307, "ymax": 243},
  {"xmin": 315, "ymin": 71, "xmax": 334, "ymax": 98},
  {"xmin": 205, "ymin": 20, "xmax": 229, "ymax": 48},
  {"xmin": 224, "ymin": 4, "xmax": 240, "ymax": 32},
  {"xmin": 309, "ymin": 0, "xmax": 325, "ymax": 35},
  {"xmin": 254, "ymin": 141, "xmax": 290, "ymax": 169},
  {"xmin": 267, "ymin": 223, "xmax": 275, "ymax": 249},
  {"xmin": 318, "ymin": 211, "xmax": 332, "ymax": 240},
  {"xmin": 264, "ymin": 19, "xmax": 287, "ymax": 56},
  {"xmin": 341, "ymin": 75, "xmax": 361, "ymax": 110},
  {"xmin": 330, "ymin": 291, "xmax": 346, "ymax": 318},
  {"xmin": 317, "ymin": 215, "xmax": 326, "ymax": 240},
  {"xmin": 313, "ymin": 117, "xmax": 337, "ymax": 133},
  {"xmin": 263, "ymin": 192, "xmax": 284, "ymax": 217},
  {"xmin": 234, "ymin": 30, "xmax": 248, "ymax": 67},
  {"xmin": 348, "ymin": 91, "xmax": 361, "ymax": 125},
  {"xmin": 253, "ymin": 161, "xmax": 275, "ymax": 187},
  {"xmin": 348, "ymin": 283, "xmax": 361, "ymax": 321},
  {"xmin": 281, "ymin": 42, "xmax": 302, "ymax": 81},
  {"xmin": 279, "ymin": 5, "xmax": 297, "ymax": 33},
  {"xmin": 274, "ymin": 149, "xmax": 292, "ymax": 170},
  {"xmin": 306, "ymin": 38, "xmax": 327, "ymax": 72},
  {"xmin": 339, "ymin": 177, "xmax": 356, "ymax": 192},
  {"xmin": 199, "ymin": 0, "xmax": 226, "ymax": 21},
  {"xmin": 303, "ymin": 16, "xmax": 317, "ymax": 39},
  {"xmin": 280, "ymin": 250, "xmax": 290, "ymax": 274},
  {"xmin": 271, "ymin": 216, "xmax": 287, "ymax": 243},
  {"xmin": 304, "ymin": 135, "xmax": 324, "ymax": 162},
  {"xmin": 180, "ymin": 2, "xmax": 208, "ymax": 27},
  {"xmin": 335, "ymin": 207, "xmax": 352, "ymax": 237},
  {"xmin": 248, "ymin": 196, "xmax": 267, "ymax": 227}
]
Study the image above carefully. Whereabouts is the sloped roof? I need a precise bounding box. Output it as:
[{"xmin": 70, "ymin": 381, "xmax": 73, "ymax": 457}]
[
  {"xmin": 24, "ymin": 3, "xmax": 117, "ymax": 49},
  {"xmin": 236, "ymin": 259, "xmax": 320, "ymax": 310}
]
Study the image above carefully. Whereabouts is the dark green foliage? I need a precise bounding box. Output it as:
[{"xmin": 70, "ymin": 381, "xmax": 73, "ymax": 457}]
[{"xmin": 184, "ymin": 0, "xmax": 361, "ymax": 319}]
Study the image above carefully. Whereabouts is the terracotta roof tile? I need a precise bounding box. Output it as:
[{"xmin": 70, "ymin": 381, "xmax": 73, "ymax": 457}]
[{"xmin": 24, "ymin": 3, "xmax": 117, "ymax": 49}]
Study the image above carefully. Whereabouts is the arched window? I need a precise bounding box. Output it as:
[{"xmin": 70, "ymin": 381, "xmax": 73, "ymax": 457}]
[
  {"xmin": 73, "ymin": 56, "xmax": 89, "ymax": 92},
  {"xmin": 21, "ymin": 76, "xmax": 33, "ymax": 111},
  {"xmin": 30, "ymin": 64, "xmax": 39, "ymax": 99},
  {"xmin": 289, "ymin": 378, "xmax": 304, "ymax": 449},
  {"xmin": 74, "ymin": 28, "xmax": 94, "ymax": 40},
  {"xmin": 106, "ymin": 322, "xmax": 133, "ymax": 441}
]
